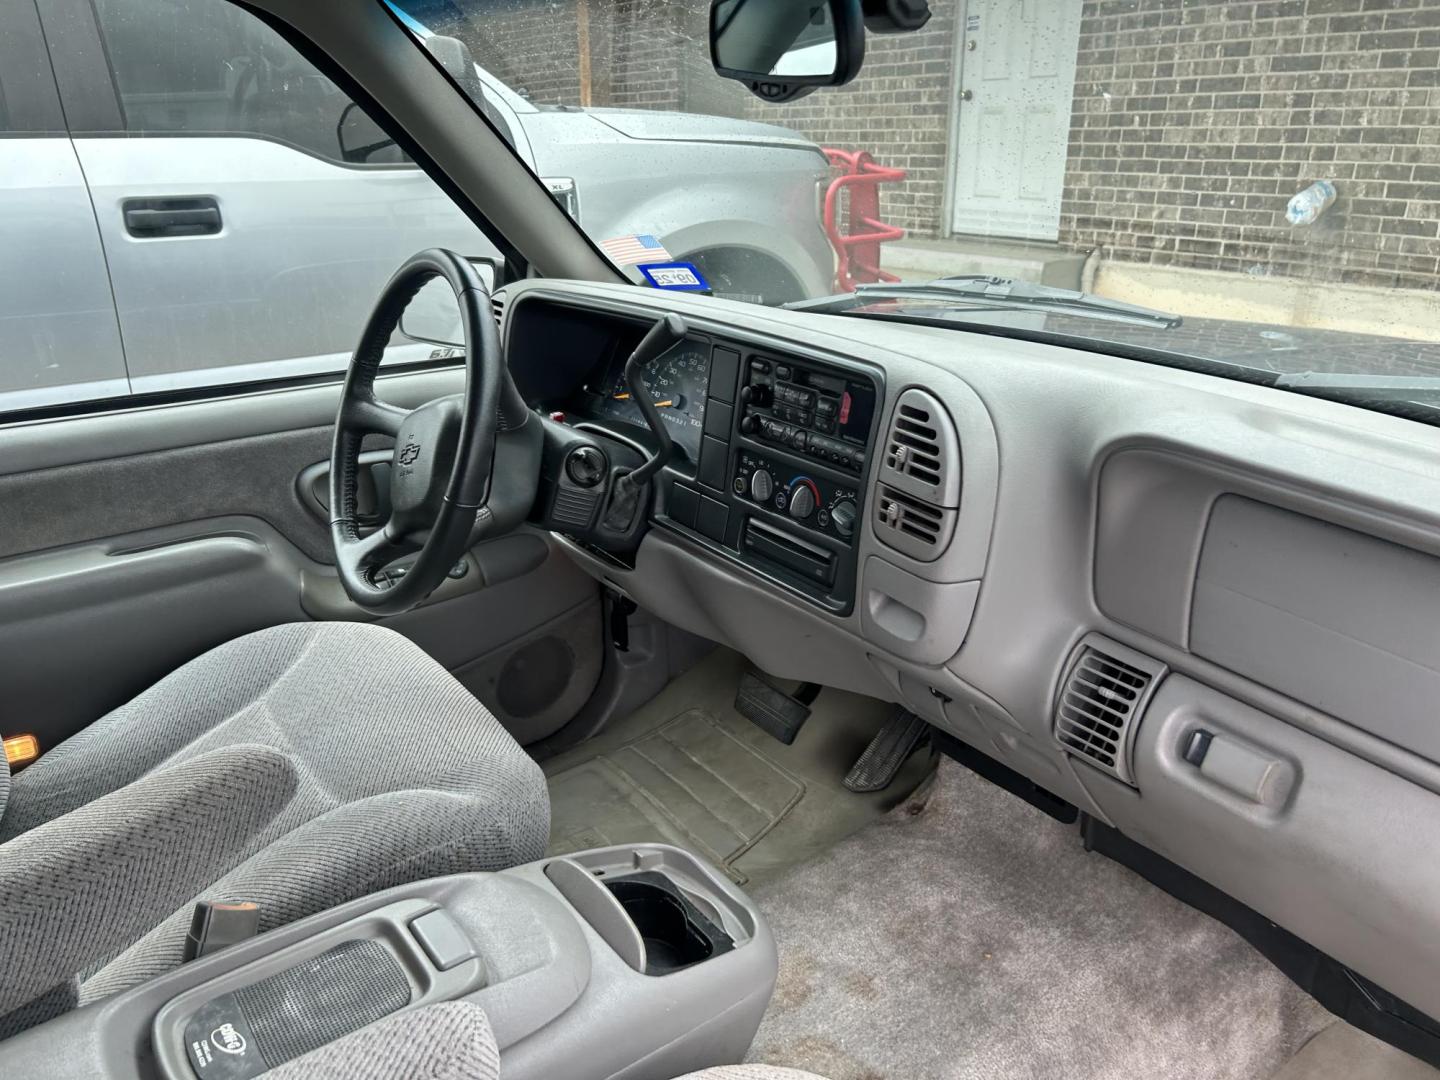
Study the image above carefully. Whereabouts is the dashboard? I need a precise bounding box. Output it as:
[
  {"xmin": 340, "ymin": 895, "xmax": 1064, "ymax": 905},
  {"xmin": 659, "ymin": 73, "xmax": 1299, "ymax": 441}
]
[
  {"xmin": 502, "ymin": 276, "xmax": 1440, "ymax": 1047},
  {"xmin": 518, "ymin": 298, "xmax": 884, "ymax": 613}
]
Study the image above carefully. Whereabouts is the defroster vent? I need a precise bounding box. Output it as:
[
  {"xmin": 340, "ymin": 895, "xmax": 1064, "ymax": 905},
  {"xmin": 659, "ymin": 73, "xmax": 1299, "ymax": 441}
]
[{"xmin": 1054, "ymin": 635, "xmax": 1165, "ymax": 786}]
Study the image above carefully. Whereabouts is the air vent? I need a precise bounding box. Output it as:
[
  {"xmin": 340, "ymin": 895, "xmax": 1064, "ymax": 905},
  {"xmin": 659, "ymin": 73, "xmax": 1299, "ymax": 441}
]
[
  {"xmin": 1053, "ymin": 636, "xmax": 1165, "ymax": 786},
  {"xmin": 874, "ymin": 484, "xmax": 951, "ymax": 561},
  {"xmin": 879, "ymin": 388, "xmax": 960, "ymax": 507},
  {"xmin": 873, "ymin": 388, "xmax": 960, "ymax": 561},
  {"xmin": 491, "ymin": 288, "xmax": 508, "ymax": 329},
  {"xmin": 888, "ymin": 403, "xmax": 943, "ymax": 484}
]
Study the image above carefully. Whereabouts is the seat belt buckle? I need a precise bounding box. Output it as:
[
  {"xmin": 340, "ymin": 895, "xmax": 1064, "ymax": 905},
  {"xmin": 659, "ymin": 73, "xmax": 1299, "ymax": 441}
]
[
  {"xmin": 3, "ymin": 734, "xmax": 40, "ymax": 769},
  {"xmin": 184, "ymin": 901, "xmax": 262, "ymax": 962}
]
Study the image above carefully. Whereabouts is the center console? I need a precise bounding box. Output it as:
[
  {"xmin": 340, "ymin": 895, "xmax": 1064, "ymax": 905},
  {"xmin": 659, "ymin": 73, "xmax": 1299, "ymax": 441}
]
[
  {"xmin": 662, "ymin": 341, "xmax": 882, "ymax": 615},
  {"xmin": 0, "ymin": 845, "xmax": 777, "ymax": 1080}
]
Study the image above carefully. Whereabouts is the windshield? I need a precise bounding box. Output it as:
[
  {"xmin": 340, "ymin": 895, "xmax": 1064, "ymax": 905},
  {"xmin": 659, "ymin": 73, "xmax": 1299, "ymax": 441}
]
[{"xmin": 388, "ymin": 0, "xmax": 1440, "ymax": 423}]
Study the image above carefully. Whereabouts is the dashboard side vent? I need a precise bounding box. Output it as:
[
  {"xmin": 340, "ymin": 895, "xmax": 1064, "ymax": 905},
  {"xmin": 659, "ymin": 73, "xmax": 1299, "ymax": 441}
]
[
  {"xmin": 491, "ymin": 288, "xmax": 508, "ymax": 329},
  {"xmin": 873, "ymin": 388, "xmax": 961, "ymax": 561},
  {"xmin": 874, "ymin": 484, "xmax": 955, "ymax": 561},
  {"xmin": 1053, "ymin": 635, "xmax": 1165, "ymax": 786},
  {"xmin": 887, "ymin": 402, "xmax": 943, "ymax": 485},
  {"xmin": 879, "ymin": 388, "xmax": 960, "ymax": 507}
]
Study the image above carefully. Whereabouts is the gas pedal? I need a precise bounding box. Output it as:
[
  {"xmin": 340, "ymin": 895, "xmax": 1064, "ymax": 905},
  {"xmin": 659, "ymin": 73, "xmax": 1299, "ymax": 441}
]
[
  {"xmin": 734, "ymin": 669, "xmax": 820, "ymax": 745},
  {"xmin": 844, "ymin": 708, "xmax": 930, "ymax": 792}
]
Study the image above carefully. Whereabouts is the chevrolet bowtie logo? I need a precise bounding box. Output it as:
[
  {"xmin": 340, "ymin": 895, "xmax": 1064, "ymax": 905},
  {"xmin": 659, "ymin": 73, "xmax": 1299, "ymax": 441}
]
[{"xmin": 399, "ymin": 442, "xmax": 422, "ymax": 465}]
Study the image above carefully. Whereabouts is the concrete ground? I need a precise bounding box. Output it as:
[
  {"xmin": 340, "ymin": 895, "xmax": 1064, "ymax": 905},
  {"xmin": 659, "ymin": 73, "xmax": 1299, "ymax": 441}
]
[{"xmin": 878, "ymin": 235, "xmax": 1440, "ymax": 342}]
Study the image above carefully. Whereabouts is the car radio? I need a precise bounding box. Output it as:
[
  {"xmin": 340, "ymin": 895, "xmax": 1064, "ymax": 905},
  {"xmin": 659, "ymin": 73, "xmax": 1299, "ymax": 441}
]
[
  {"xmin": 737, "ymin": 356, "xmax": 876, "ymax": 474},
  {"xmin": 663, "ymin": 341, "xmax": 880, "ymax": 616}
]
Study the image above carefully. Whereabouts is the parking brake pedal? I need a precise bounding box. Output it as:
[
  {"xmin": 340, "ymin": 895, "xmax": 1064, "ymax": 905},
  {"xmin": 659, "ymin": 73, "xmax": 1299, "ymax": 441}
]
[
  {"xmin": 844, "ymin": 708, "xmax": 930, "ymax": 792},
  {"xmin": 735, "ymin": 670, "xmax": 820, "ymax": 745}
]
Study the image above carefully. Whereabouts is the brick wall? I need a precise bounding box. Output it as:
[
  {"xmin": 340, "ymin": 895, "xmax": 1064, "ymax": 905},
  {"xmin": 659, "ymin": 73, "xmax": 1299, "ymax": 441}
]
[
  {"xmin": 443, "ymin": 0, "xmax": 583, "ymax": 104},
  {"xmin": 732, "ymin": 0, "xmax": 960, "ymax": 236},
  {"xmin": 1061, "ymin": 0, "xmax": 1440, "ymax": 291}
]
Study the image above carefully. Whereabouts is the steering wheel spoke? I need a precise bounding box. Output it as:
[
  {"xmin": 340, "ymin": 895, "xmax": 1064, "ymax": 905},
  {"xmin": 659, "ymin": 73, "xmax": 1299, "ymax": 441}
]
[
  {"xmin": 345, "ymin": 521, "xmax": 419, "ymax": 575},
  {"xmin": 347, "ymin": 394, "xmax": 410, "ymax": 437}
]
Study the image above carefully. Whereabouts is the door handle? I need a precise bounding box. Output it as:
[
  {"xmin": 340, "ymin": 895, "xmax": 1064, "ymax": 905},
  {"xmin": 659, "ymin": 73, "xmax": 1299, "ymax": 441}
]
[{"xmin": 122, "ymin": 197, "xmax": 222, "ymax": 238}]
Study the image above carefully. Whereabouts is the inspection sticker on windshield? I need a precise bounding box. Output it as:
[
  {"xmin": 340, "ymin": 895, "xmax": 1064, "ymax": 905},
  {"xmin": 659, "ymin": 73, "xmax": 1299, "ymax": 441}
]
[{"xmin": 638, "ymin": 262, "xmax": 711, "ymax": 293}]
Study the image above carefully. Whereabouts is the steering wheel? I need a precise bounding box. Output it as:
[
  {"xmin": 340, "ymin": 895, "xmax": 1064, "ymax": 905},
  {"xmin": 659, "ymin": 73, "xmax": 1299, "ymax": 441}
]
[{"xmin": 330, "ymin": 248, "xmax": 537, "ymax": 616}]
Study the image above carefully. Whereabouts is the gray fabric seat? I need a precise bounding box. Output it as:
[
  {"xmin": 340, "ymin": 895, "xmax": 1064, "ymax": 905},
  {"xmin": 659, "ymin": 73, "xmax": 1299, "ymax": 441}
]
[{"xmin": 0, "ymin": 622, "xmax": 549, "ymax": 1030}]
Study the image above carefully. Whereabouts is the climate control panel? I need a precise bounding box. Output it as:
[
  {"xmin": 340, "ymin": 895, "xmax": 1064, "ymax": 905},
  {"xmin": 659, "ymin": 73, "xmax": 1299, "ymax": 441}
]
[{"xmin": 733, "ymin": 450, "xmax": 860, "ymax": 544}]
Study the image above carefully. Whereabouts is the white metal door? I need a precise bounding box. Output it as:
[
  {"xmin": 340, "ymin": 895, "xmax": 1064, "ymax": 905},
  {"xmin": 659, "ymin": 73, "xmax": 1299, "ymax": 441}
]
[{"xmin": 950, "ymin": 0, "xmax": 1081, "ymax": 241}]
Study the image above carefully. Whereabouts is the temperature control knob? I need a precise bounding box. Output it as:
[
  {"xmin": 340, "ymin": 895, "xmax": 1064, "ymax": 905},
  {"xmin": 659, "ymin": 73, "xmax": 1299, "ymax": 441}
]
[
  {"xmin": 749, "ymin": 468, "xmax": 774, "ymax": 503},
  {"xmin": 830, "ymin": 499, "xmax": 857, "ymax": 538},
  {"xmin": 788, "ymin": 482, "xmax": 817, "ymax": 520}
]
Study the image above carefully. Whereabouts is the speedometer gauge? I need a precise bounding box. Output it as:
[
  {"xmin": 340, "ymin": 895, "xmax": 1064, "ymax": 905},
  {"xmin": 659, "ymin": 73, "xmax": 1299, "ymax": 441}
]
[{"xmin": 598, "ymin": 340, "xmax": 710, "ymax": 455}]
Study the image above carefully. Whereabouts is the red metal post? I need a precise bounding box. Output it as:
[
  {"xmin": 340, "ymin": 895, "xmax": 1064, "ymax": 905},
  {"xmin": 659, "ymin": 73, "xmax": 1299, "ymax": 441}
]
[{"xmin": 822, "ymin": 148, "xmax": 908, "ymax": 292}]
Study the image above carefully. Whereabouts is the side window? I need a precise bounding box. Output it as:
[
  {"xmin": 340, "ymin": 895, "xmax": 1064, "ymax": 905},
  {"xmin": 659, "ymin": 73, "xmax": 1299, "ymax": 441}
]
[
  {"xmin": 0, "ymin": 0, "xmax": 65, "ymax": 134},
  {"xmin": 90, "ymin": 0, "xmax": 407, "ymax": 164},
  {"xmin": 27, "ymin": 0, "xmax": 494, "ymax": 406}
]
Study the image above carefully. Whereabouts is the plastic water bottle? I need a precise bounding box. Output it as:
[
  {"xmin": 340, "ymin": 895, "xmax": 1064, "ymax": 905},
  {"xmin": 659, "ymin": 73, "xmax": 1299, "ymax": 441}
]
[{"xmin": 1286, "ymin": 180, "xmax": 1336, "ymax": 226}]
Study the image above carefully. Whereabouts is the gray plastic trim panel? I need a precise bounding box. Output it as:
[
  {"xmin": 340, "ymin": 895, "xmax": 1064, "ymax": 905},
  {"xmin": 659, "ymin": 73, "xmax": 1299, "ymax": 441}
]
[{"xmin": 151, "ymin": 899, "xmax": 485, "ymax": 1080}]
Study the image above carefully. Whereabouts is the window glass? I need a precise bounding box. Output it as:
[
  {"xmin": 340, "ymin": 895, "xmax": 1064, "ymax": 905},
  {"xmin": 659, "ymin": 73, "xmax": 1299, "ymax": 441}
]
[
  {"xmin": 91, "ymin": 0, "xmax": 407, "ymax": 164},
  {"xmin": 0, "ymin": 0, "xmax": 495, "ymax": 415},
  {"xmin": 0, "ymin": 0, "xmax": 64, "ymax": 134},
  {"xmin": 390, "ymin": 0, "xmax": 1440, "ymax": 428}
]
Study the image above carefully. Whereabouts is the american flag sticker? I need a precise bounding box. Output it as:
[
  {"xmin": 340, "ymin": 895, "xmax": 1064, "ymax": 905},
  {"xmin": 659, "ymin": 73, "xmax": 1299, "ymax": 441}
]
[{"xmin": 600, "ymin": 233, "xmax": 671, "ymax": 266}]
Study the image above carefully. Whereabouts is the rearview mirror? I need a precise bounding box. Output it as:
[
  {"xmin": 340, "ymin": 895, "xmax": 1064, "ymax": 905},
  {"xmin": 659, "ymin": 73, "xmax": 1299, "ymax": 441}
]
[{"xmin": 710, "ymin": 0, "xmax": 864, "ymax": 102}]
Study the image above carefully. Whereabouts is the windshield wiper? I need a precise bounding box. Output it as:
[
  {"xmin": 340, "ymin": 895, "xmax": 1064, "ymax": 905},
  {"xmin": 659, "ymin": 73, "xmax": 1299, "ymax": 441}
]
[
  {"xmin": 1270, "ymin": 372, "xmax": 1440, "ymax": 400},
  {"xmin": 786, "ymin": 275, "xmax": 1182, "ymax": 329}
]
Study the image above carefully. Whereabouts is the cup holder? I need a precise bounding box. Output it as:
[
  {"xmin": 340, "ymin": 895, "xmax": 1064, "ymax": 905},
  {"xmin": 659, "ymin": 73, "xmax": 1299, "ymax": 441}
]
[{"xmin": 603, "ymin": 872, "xmax": 734, "ymax": 975}]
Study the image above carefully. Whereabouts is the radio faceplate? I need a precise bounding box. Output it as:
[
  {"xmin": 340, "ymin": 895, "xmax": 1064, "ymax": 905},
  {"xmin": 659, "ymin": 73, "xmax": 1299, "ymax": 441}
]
[
  {"xmin": 738, "ymin": 355, "xmax": 875, "ymax": 476},
  {"xmin": 661, "ymin": 337, "xmax": 880, "ymax": 615}
]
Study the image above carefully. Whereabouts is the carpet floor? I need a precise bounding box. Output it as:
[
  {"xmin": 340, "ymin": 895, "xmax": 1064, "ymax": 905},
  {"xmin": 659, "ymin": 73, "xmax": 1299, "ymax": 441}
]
[{"xmin": 747, "ymin": 758, "xmax": 1335, "ymax": 1080}]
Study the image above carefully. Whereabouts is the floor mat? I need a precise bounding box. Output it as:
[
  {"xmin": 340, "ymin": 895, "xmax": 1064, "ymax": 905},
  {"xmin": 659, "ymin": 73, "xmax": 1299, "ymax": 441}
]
[
  {"xmin": 748, "ymin": 758, "xmax": 1334, "ymax": 1080},
  {"xmin": 543, "ymin": 648, "xmax": 934, "ymax": 886},
  {"xmin": 548, "ymin": 709, "xmax": 804, "ymax": 867}
]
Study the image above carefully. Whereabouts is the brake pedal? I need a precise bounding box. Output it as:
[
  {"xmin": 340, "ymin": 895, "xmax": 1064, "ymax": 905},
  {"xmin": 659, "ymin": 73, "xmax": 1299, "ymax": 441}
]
[
  {"xmin": 844, "ymin": 708, "xmax": 930, "ymax": 792},
  {"xmin": 735, "ymin": 669, "xmax": 819, "ymax": 745}
]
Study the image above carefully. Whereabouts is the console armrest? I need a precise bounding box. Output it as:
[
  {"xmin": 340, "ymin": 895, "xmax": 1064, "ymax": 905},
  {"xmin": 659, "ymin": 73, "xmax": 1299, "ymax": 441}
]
[{"xmin": 260, "ymin": 1002, "xmax": 498, "ymax": 1080}]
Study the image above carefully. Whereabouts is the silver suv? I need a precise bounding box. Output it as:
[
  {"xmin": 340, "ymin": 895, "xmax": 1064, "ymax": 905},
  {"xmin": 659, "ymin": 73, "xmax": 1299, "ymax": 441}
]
[{"xmin": 2, "ymin": 0, "xmax": 834, "ymax": 414}]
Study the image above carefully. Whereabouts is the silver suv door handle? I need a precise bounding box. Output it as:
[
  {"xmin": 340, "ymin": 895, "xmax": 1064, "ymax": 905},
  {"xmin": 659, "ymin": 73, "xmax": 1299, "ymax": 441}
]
[{"xmin": 122, "ymin": 197, "xmax": 222, "ymax": 238}]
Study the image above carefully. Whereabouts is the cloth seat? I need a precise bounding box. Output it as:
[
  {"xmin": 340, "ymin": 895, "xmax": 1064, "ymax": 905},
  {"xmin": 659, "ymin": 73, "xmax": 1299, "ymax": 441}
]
[{"xmin": 0, "ymin": 622, "xmax": 549, "ymax": 1032}]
